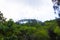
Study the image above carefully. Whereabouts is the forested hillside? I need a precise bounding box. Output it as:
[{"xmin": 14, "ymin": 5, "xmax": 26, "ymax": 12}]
[
  {"xmin": 0, "ymin": 12, "xmax": 60, "ymax": 40},
  {"xmin": 0, "ymin": 18, "xmax": 60, "ymax": 40}
]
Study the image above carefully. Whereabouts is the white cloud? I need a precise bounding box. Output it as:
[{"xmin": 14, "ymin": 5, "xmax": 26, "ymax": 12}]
[{"xmin": 0, "ymin": 0, "xmax": 55, "ymax": 22}]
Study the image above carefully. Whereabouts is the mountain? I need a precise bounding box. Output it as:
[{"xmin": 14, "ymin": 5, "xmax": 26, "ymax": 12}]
[{"xmin": 16, "ymin": 19, "xmax": 44, "ymax": 26}]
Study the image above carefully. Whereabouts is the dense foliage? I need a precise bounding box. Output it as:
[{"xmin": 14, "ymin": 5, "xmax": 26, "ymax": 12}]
[
  {"xmin": 0, "ymin": 18, "xmax": 60, "ymax": 40},
  {"xmin": 0, "ymin": 12, "xmax": 60, "ymax": 40}
]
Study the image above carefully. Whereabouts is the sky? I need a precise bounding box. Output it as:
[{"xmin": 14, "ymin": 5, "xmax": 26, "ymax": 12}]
[{"xmin": 0, "ymin": 0, "xmax": 56, "ymax": 22}]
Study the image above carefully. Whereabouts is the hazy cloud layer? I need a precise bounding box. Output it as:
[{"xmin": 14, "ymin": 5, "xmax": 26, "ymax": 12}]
[{"xmin": 0, "ymin": 0, "xmax": 55, "ymax": 22}]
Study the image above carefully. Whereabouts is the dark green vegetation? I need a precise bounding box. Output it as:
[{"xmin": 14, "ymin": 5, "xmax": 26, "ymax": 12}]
[
  {"xmin": 0, "ymin": 12, "xmax": 60, "ymax": 40},
  {"xmin": 0, "ymin": 18, "xmax": 60, "ymax": 40}
]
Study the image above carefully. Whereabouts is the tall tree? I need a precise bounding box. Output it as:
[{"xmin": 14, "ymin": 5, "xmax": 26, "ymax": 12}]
[
  {"xmin": 52, "ymin": 0, "xmax": 60, "ymax": 27},
  {"xmin": 0, "ymin": 11, "xmax": 6, "ymax": 23}
]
